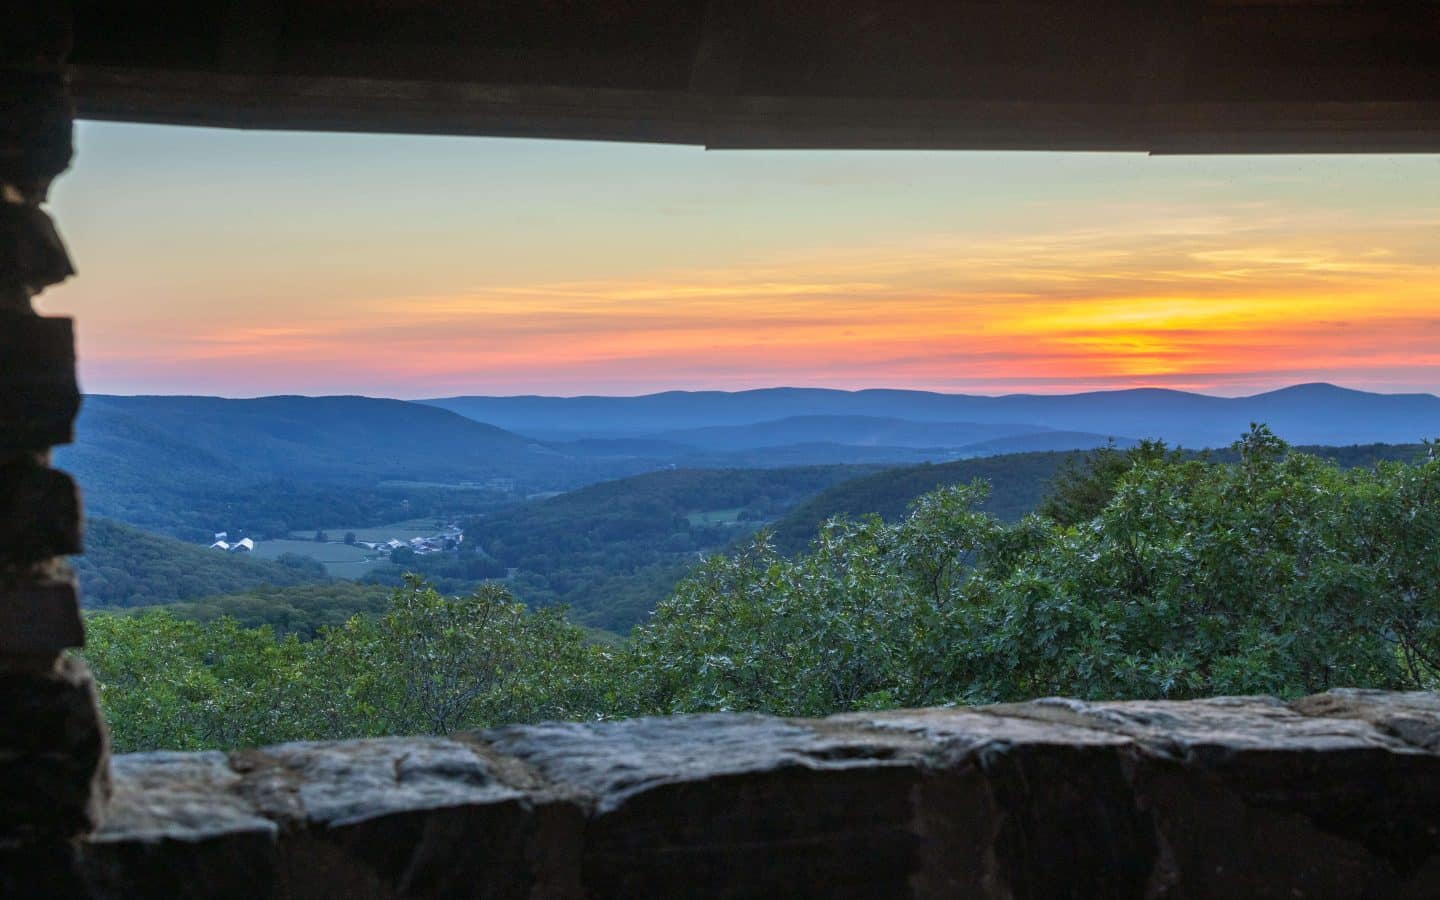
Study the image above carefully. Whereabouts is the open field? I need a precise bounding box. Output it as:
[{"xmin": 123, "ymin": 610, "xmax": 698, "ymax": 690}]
[
  {"xmin": 291, "ymin": 519, "xmax": 451, "ymax": 544},
  {"xmin": 685, "ymin": 508, "xmax": 747, "ymax": 526},
  {"xmin": 250, "ymin": 539, "xmax": 379, "ymax": 579}
]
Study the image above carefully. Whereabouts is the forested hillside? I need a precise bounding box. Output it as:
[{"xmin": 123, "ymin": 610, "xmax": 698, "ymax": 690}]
[
  {"xmin": 462, "ymin": 466, "xmax": 874, "ymax": 630},
  {"xmin": 74, "ymin": 519, "xmax": 329, "ymax": 607},
  {"xmin": 64, "ymin": 394, "xmax": 552, "ymax": 482},
  {"xmin": 82, "ymin": 477, "xmax": 507, "ymax": 544},
  {"xmin": 654, "ymin": 416, "xmax": 1057, "ymax": 451},
  {"xmin": 71, "ymin": 438, "xmax": 1431, "ymax": 629},
  {"xmin": 55, "ymin": 395, "xmax": 645, "ymax": 539},
  {"xmin": 770, "ymin": 451, "xmax": 1075, "ymax": 553},
  {"xmin": 136, "ymin": 582, "xmax": 395, "ymax": 638},
  {"xmin": 66, "ymin": 389, "xmax": 1438, "ymax": 550},
  {"xmin": 770, "ymin": 441, "xmax": 1432, "ymax": 555}
]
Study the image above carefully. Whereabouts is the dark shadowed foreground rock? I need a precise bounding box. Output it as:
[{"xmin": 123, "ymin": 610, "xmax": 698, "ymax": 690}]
[
  {"xmin": 0, "ymin": 655, "xmax": 110, "ymax": 843},
  {"xmin": 3, "ymin": 691, "xmax": 1439, "ymax": 898}
]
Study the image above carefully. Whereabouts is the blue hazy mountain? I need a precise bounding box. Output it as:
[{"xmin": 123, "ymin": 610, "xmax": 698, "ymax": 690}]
[
  {"xmin": 54, "ymin": 395, "xmax": 655, "ymax": 537},
  {"xmin": 547, "ymin": 417, "xmax": 1130, "ymax": 464},
  {"xmin": 59, "ymin": 385, "xmax": 1440, "ymax": 542},
  {"xmin": 425, "ymin": 383, "xmax": 1440, "ymax": 448},
  {"xmin": 60, "ymin": 394, "xmax": 559, "ymax": 485}
]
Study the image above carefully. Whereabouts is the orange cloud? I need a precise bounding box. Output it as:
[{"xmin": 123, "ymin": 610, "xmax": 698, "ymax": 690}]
[{"xmin": 53, "ymin": 200, "xmax": 1440, "ymax": 397}]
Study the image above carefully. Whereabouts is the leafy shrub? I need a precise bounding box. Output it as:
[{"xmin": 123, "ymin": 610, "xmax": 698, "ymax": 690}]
[{"xmin": 629, "ymin": 427, "xmax": 1439, "ymax": 712}]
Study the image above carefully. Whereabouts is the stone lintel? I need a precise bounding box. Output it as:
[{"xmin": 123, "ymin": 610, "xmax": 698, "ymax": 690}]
[
  {"xmin": 0, "ymin": 46, "xmax": 74, "ymax": 188},
  {"xmin": 0, "ymin": 691, "xmax": 1434, "ymax": 897}
]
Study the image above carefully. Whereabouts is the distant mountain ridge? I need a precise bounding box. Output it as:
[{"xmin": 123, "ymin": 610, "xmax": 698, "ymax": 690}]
[
  {"xmin": 60, "ymin": 386, "xmax": 1440, "ymax": 545},
  {"xmin": 55, "ymin": 395, "xmax": 654, "ymax": 538},
  {"xmin": 65, "ymin": 394, "xmax": 549, "ymax": 484},
  {"xmin": 424, "ymin": 383, "xmax": 1440, "ymax": 448},
  {"xmin": 654, "ymin": 416, "xmax": 1057, "ymax": 451}
]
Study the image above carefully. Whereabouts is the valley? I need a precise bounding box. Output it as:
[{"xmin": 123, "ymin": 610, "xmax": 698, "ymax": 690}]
[{"xmin": 62, "ymin": 384, "xmax": 1440, "ymax": 638}]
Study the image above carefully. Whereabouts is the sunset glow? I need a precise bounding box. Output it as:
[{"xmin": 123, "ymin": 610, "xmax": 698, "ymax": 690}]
[{"xmin": 42, "ymin": 123, "xmax": 1440, "ymax": 397}]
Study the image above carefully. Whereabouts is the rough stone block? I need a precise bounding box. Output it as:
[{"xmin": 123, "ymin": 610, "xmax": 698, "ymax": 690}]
[
  {"xmin": 972, "ymin": 695, "xmax": 1440, "ymax": 896},
  {"xmin": 233, "ymin": 737, "xmax": 557, "ymax": 899},
  {"xmin": 0, "ymin": 842, "xmax": 90, "ymax": 900},
  {"xmin": 481, "ymin": 714, "xmax": 929, "ymax": 899},
  {"xmin": 0, "ymin": 459, "xmax": 80, "ymax": 564},
  {"xmin": 0, "ymin": 577, "xmax": 84, "ymax": 654},
  {"xmin": 0, "ymin": 202, "xmax": 74, "ymax": 292},
  {"xmin": 1291, "ymin": 687, "xmax": 1440, "ymax": 752},
  {"xmin": 0, "ymin": 69, "xmax": 73, "ymax": 184},
  {"xmin": 0, "ymin": 314, "xmax": 79, "ymax": 451},
  {"xmin": 842, "ymin": 707, "xmax": 1159, "ymax": 897},
  {"xmin": 1, "ymin": 282, "xmax": 32, "ymax": 314},
  {"xmin": 80, "ymin": 753, "xmax": 280, "ymax": 900},
  {"xmin": 0, "ymin": 655, "xmax": 110, "ymax": 843}
]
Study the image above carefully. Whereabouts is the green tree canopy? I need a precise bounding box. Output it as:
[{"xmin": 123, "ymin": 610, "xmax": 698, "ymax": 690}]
[{"xmin": 85, "ymin": 429, "xmax": 1440, "ymax": 753}]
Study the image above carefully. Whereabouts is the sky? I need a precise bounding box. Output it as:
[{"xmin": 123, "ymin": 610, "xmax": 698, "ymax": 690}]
[{"xmin": 40, "ymin": 121, "xmax": 1440, "ymax": 399}]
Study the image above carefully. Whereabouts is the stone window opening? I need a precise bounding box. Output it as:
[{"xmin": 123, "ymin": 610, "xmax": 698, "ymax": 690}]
[{"xmin": 5, "ymin": 2, "xmax": 1440, "ymax": 896}]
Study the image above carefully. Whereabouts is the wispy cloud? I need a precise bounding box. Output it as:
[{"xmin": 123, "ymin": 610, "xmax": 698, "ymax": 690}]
[{"xmin": 56, "ymin": 185, "xmax": 1440, "ymax": 396}]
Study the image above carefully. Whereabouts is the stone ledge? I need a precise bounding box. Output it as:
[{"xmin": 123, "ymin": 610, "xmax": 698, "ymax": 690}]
[{"xmin": 7, "ymin": 690, "xmax": 1440, "ymax": 898}]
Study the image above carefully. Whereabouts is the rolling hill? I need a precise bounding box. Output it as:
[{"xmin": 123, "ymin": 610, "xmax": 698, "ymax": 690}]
[
  {"xmin": 54, "ymin": 395, "xmax": 653, "ymax": 538},
  {"xmin": 74, "ymin": 518, "xmax": 331, "ymax": 608},
  {"xmin": 62, "ymin": 394, "xmax": 560, "ymax": 484},
  {"xmin": 462, "ymin": 465, "xmax": 875, "ymax": 630},
  {"xmin": 60, "ymin": 394, "xmax": 1149, "ymax": 546},
  {"xmin": 655, "ymin": 416, "xmax": 1057, "ymax": 451},
  {"xmin": 768, "ymin": 452, "xmax": 1077, "ymax": 554}
]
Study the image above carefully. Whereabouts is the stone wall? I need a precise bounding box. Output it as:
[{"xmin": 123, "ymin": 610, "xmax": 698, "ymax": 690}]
[
  {"xmin": 1, "ymin": 0, "xmax": 112, "ymax": 851},
  {"xmin": 4, "ymin": 689, "xmax": 1438, "ymax": 899}
]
